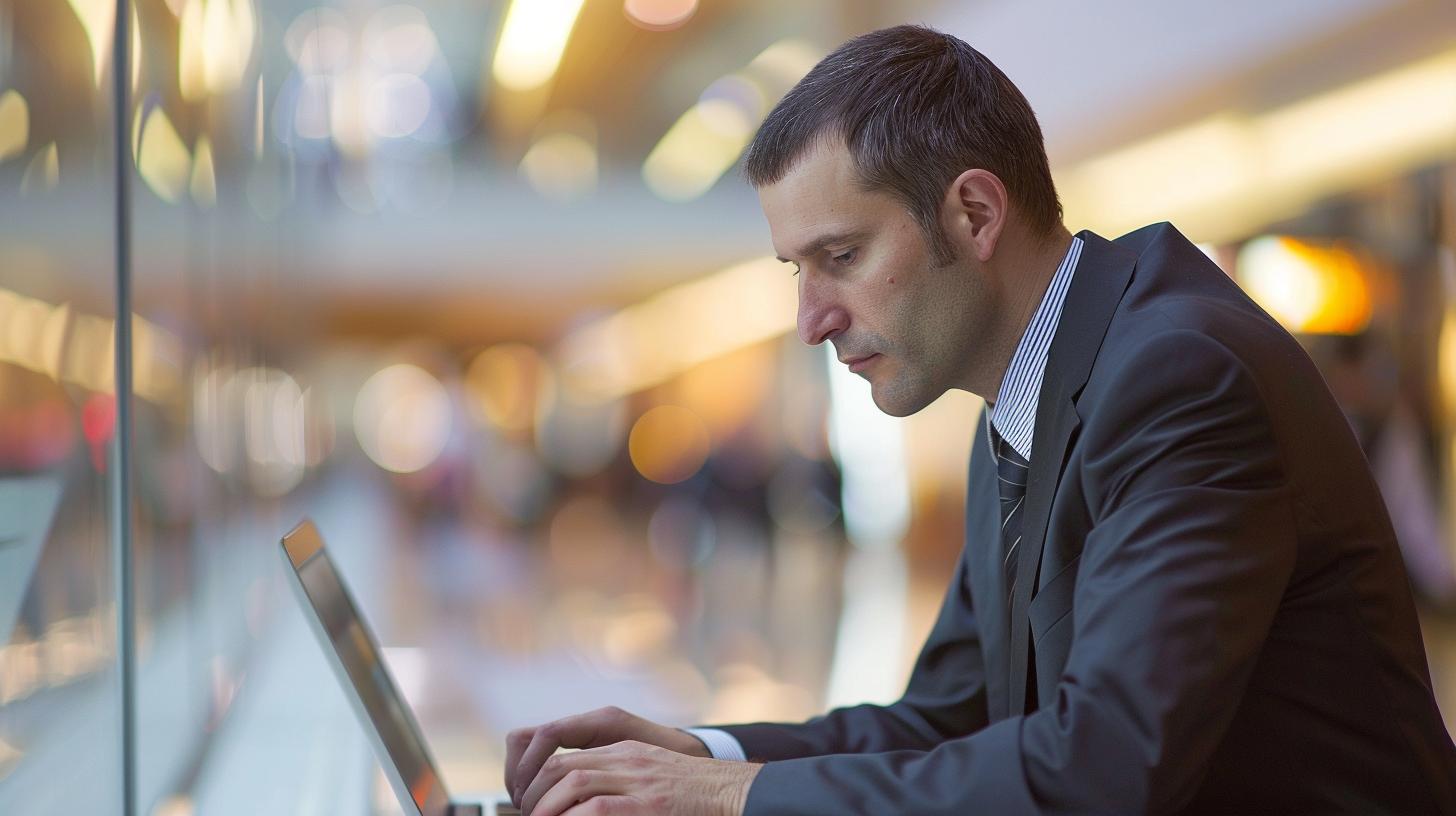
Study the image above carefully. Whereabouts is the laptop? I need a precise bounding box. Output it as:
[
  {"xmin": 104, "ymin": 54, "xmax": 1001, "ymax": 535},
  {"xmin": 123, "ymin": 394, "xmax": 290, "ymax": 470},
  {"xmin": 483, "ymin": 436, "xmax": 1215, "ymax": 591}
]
[{"xmin": 281, "ymin": 519, "xmax": 519, "ymax": 816}]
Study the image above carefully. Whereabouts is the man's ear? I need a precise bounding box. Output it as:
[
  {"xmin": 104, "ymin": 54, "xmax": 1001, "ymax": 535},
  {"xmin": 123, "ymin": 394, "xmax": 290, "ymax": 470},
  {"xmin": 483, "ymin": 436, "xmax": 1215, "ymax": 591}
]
[{"xmin": 942, "ymin": 169, "xmax": 1007, "ymax": 263}]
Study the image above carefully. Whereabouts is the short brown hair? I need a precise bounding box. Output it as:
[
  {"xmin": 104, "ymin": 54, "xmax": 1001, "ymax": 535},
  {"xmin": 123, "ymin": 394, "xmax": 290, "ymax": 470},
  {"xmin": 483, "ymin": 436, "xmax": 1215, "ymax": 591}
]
[{"xmin": 742, "ymin": 25, "xmax": 1063, "ymax": 262}]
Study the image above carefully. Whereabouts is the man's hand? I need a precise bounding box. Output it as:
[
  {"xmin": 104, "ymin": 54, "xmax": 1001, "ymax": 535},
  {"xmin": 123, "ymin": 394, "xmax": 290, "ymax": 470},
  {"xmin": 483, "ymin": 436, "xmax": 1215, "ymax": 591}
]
[
  {"xmin": 518, "ymin": 740, "xmax": 761, "ymax": 816},
  {"xmin": 505, "ymin": 706, "xmax": 712, "ymax": 808}
]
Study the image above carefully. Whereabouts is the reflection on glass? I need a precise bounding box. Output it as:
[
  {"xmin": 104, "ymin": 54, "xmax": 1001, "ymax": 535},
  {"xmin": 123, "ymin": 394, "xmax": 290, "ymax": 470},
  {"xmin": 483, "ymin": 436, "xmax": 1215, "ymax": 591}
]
[{"xmin": 0, "ymin": 1, "xmax": 123, "ymax": 809}]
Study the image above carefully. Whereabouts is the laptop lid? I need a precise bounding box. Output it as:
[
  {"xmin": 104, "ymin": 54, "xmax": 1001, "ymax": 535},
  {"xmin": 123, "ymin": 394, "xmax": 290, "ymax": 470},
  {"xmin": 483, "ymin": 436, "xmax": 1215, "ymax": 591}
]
[
  {"xmin": 281, "ymin": 519, "xmax": 452, "ymax": 816},
  {"xmin": 0, "ymin": 476, "xmax": 65, "ymax": 647}
]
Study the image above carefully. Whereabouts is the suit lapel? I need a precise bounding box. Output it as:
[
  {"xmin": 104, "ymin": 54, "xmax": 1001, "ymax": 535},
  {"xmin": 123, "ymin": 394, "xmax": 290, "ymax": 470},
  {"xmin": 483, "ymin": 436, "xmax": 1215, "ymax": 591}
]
[{"xmin": 1007, "ymin": 230, "xmax": 1137, "ymax": 715}]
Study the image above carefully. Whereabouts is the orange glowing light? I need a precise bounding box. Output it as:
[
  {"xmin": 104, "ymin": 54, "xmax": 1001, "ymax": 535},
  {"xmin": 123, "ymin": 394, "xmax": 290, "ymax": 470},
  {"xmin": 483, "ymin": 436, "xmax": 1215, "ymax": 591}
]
[
  {"xmin": 628, "ymin": 404, "xmax": 710, "ymax": 484},
  {"xmin": 1238, "ymin": 236, "xmax": 1374, "ymax": 335}
]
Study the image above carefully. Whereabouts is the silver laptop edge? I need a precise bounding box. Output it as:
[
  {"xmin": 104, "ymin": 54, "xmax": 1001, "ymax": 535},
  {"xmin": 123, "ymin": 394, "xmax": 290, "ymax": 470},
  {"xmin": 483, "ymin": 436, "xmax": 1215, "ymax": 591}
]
[{"xmin": 281, "ymin": 519, "xmax": 499, "ymax": 816}]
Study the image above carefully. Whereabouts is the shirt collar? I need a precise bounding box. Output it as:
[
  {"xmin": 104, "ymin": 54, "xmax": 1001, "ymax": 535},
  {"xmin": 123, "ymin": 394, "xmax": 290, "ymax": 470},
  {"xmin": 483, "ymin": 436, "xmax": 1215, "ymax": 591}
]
[{"xmin": 987, "ymin": 236, "xmax": 1084, "ymax": 461}]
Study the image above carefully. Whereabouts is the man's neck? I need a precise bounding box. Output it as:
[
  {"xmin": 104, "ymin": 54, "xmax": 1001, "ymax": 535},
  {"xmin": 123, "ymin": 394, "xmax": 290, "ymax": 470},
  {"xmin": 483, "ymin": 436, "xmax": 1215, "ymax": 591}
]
[{"xmin": 977, "ymin": 226, "xmax": 1075, "ymax": 400}]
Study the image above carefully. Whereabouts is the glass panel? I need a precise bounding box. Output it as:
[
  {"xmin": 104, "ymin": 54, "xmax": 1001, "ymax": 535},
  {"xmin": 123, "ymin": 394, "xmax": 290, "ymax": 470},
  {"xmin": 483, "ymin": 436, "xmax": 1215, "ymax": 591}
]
[
  {"xmin": 0, "ymin": 0, "xmax": 124, "ymax": 811},
  {"xmin": 126, "ymin": 1, "xmax": 389, "ymax": 813}
]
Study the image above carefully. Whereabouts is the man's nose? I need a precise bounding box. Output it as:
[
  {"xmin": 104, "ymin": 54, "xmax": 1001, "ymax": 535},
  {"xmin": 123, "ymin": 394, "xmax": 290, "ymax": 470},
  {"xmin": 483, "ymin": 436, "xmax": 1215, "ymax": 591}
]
[{"xmin": 797, "ymin": 282, "xmax": 848, "ymax": 346}]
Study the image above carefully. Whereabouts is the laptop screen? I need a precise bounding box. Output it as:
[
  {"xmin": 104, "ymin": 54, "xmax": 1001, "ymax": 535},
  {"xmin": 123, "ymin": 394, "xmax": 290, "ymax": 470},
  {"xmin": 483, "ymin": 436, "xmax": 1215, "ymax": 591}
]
[{"xmin": 282, "ymin": 521, "xmax": 451, "ymax": 816}]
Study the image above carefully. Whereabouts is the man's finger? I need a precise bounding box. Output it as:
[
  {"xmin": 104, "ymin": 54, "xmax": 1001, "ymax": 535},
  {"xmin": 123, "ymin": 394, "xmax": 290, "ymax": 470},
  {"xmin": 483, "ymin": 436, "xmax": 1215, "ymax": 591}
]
[
  {"xmin": 513, "ymin": 727, "xmax": 566, "ymax": 807},
  {"xmin": 512, "ymin": 712, "xmax": 613, "ymax": 805},
  {"xmin": 513, "ymin": 720, "xmax": 591, "ymax": 805},
  {"xmin": 520, "ymin": 750, "xmax": 593, "ymax": 816},
  {"xmin": 504, "ymin": 727, "xmax": 536, "ymax": 799},
  {"xmin": 530, "ymin": 769, "xmax": 630, "ymax": 816}
]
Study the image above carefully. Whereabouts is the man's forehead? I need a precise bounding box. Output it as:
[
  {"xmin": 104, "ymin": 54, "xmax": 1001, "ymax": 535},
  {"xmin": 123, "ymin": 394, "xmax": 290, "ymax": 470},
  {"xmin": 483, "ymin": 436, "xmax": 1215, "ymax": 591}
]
[
  {"xmin": 765, "ymin": 139, "xmax": 859, "ymax": 201},
  {"xmin": 758, "ymin": 142, "xmax": 880, "ymax": 258}
]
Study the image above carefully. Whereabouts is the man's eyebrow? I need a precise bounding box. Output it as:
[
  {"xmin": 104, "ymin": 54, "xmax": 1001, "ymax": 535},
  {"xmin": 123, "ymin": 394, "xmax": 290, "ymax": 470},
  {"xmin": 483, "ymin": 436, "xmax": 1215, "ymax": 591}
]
[{"xmin": 776, "ymin": 230, "xmax": 868, "ymax": 263}]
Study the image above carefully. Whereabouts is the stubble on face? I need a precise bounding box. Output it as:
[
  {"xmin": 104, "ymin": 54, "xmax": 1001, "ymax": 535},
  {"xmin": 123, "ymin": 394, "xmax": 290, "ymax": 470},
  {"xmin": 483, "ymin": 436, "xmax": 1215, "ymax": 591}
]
[{"xmin": 874, "ymin": 235, "xmax": 999, "ymax": 417}]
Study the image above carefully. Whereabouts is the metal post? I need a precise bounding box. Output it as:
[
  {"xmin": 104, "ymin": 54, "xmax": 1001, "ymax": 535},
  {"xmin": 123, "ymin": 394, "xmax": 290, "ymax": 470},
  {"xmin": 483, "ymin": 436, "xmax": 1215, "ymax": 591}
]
[{"xmin": 111, "ymin": 2, "xmax": 136, "ymax": 815}]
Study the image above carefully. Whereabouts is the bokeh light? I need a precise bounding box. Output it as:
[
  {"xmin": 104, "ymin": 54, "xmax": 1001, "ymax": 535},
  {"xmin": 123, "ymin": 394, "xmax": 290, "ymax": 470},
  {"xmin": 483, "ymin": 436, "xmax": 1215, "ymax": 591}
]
[
  {"xmin": 1238, "ymin": 235, "xmax": 1373, "ymax": 335},
  {"xmin": 0, "ymin": 90, "xmax": 29, "ymax": 163},
  {"xmin": 363, "ymin": 5, "xmax": 439, "ymax": 75},
  {"xmin": 178, "ymin": 0, "xmax": 257, "ymax": 102},
  {"xmin": 600, "ymin": 594, "xmax": 678, "ymax": 665},
  {"xmin": 354, "ymin": 363, "xmax": 452, "ymax": 474},
  {"xmin": 640, "ymin": 39, "xmax": 816, "ymax": 202},
  {"xmin": 1440, "ymin": 267, "xmax": 1456, "ymax": 421},
  {"xmin": 642, "ymin": 94, "xmax": 756, "ymax": 202},
  {"xmin": 520, "ymin": 124, "xmax": 598, "ymax": 202},
  {"xmin": 492, "ymin": 0, "xmax": 587, "ymax": 92},
  {"xmin": 623, "ymin": 0, "xmax": 698, "ymax": 31},
  {"xmin": 63, "ymin": 0, "xmax": 117, "ymax": 87},
  {"xmin": 190, "ymin": 136, "xmax": 217, "ymax": 207},
  {"xmin": 237, "ymin": 366, "xmax": 307, "ymax": 496},
  {"xmin": 192, "ymin": 363, "xmax": 310, "ymax": 494},
  {"xmin": 671, "ymin": 343, "xmax": 772, "ymax": 438},
  {"xmin": 193, "ymin": 362, "xmax": 240, "ymax": 475},
  {"xmin": 281, "ymin": 4, "xmax": 454, "ymax": 161},
  {"xmin": 135, "ymin": 105, "xmax": 191, "ymax": 203},
  {"xmin": 628, "ymin": 404, "xmax": 710, "ymax": 484},
  {"xmin": 366, "ymin": 73, "xmax": 433, "ymax": 139},
  {"xmin": 465, "ymin": 342, "xmax": 553, "ymax": 432},
  {"xmin": 284, "ymin": 7, "xmax": 350, "ymax": 75}
]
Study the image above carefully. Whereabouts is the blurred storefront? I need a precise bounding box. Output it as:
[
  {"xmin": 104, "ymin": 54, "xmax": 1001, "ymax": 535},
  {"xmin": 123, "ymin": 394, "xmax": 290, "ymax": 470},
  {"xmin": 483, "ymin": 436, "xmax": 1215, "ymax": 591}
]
[{"xmin": 1, "ymin": 0, "xmax": 1454, "ymax": 813}]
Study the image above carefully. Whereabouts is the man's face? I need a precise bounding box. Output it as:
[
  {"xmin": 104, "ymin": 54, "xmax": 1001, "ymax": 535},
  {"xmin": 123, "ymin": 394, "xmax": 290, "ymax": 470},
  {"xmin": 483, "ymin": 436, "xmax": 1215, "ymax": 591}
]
[{"xmin": 759, "ymin": 141, "xmax": 992, "ymax": 416}]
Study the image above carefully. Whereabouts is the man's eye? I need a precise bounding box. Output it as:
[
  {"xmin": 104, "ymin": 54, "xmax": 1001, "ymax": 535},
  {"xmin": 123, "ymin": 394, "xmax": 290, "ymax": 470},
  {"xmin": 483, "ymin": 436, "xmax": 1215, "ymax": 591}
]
[{"xmin": 832, "ymin": 249, "xmax": 857, "ymax": 265}]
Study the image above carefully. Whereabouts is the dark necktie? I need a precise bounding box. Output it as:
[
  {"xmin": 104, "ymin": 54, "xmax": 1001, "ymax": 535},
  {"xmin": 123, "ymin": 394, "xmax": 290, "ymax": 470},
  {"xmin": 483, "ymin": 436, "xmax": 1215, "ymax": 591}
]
[{"xmin": 989, "ymin": 421, "xmax": 1030, "ymax": 609}]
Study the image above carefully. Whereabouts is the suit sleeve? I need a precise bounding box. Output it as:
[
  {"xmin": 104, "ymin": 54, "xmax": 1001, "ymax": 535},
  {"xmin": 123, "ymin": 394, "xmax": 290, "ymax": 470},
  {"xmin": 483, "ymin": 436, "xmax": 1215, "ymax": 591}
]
[{"xmin": 740, "ymin": 330, "xmax": 1300, "ymax": 814}]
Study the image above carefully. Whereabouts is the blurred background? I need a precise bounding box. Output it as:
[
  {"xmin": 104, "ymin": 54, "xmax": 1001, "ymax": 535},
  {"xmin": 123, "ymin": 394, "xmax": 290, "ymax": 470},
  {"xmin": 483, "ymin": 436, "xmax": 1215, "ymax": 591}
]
[{"xmin": 0, "ymin": 0, "xmax": 1454, "ymax": 812}]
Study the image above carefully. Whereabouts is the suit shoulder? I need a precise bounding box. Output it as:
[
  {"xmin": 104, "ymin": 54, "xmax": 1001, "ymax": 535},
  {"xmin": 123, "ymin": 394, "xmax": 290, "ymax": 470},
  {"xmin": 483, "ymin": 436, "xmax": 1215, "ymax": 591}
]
[
  {"xmin": 1110, "ymin": 221, "xmax": 1179, "ymax": 254},
  {"xmin": 1105, "ymin": 225, "xmax": 1295, "ymax": 361},
  {"xmin": 1092, "ymin": 326, "xmax": 1255, "ymax": 393},
  {"xmin": 1096, "ymin": 298, "xmax": 1310, "ymax": 402}
]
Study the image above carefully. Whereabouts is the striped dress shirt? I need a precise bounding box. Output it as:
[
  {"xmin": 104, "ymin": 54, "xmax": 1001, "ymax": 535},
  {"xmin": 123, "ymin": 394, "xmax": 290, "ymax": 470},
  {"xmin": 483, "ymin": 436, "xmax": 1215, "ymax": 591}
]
[{"xmin": 986, "ymin": 236, "xmax": 1084, "ymax": 460}]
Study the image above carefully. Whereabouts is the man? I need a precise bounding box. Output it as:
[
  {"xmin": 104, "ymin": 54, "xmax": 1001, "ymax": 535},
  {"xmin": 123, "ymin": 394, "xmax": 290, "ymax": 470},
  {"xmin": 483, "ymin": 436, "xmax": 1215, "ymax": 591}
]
[{"xmin": 504, "ymin": 25, "xmax": 1456, "ymax": 814}]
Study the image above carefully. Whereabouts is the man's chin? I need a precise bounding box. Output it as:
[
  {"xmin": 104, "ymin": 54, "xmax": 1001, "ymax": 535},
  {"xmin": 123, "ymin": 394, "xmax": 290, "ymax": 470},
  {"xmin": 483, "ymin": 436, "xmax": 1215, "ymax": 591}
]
[{"xmin": 868, "ymin": 384, "xmax": 928, "ymax": 418}]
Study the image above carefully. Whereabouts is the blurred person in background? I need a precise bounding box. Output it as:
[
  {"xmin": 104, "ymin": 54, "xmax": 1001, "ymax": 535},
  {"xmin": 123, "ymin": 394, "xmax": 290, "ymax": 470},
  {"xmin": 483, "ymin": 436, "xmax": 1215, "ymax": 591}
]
[
  {"xmin": 1319, "ymin": 331, "xmax": 1456, "ymax": 607},
  {"xmin": 503, "ymin": 25, "xmax": 1456, "ymax": 815}
]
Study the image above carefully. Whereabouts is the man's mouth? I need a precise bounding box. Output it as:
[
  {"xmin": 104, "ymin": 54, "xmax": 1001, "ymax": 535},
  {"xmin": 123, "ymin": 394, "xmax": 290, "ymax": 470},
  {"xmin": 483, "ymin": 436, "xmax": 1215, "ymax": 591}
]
[{"xmin": 841, "ymin": 353, "xmax": 879, "ymax": 373}]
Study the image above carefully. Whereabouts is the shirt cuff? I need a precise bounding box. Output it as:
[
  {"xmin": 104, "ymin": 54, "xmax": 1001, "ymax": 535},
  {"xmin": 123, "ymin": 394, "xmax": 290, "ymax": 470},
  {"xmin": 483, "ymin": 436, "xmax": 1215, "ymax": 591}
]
[{"xmin": 682, "ymin": 727, "xmax": 747, "ymax": 761}]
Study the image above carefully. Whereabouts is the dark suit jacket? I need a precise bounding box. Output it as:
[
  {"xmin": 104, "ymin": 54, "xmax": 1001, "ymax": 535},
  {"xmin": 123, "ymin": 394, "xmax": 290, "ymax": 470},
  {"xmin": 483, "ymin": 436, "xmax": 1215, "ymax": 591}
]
[{"xmin": 717, "ymin": 224, "xmax": 1456, "ymax": 814}]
